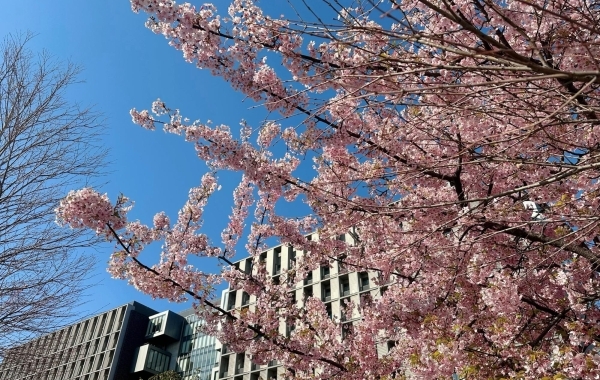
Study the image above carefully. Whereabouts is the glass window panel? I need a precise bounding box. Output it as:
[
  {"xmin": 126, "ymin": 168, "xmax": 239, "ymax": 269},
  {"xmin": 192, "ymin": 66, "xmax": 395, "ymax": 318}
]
[
  {"xmin": 148, "ymin": 315, "xmax": 165, "ymax": 336},
  {"xmin": 359, "ymin": 272, "xmax": 370, "ymax": 291},
  {"xmin": 107, "ymin": 311, "xmax": 116, "ymax": 333}
]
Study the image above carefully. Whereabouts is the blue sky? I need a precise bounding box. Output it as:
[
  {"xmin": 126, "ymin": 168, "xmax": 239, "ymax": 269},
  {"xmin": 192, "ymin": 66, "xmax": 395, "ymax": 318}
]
[{"xmin": 0, "ymin": 0, "xmax": 313, "ymax": 316}]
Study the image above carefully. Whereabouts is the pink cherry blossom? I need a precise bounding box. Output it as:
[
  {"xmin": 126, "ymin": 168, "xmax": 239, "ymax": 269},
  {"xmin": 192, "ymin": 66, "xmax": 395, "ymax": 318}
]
[{"xmin": 57, "ymin": 0, "xmax": 600, "ymax": 378}]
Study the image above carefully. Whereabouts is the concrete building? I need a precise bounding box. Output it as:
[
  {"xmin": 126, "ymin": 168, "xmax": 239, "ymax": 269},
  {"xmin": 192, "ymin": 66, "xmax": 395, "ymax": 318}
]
[
  {"xmin": 0, "ymin": 233, "xmax": 389, "ymax": 380},
  {"xmin": 217, "ymin": 232, "xmax": 390, "ymax": 380},
  {"xmin": 0, "ymin": 302, "xmax": 219, "ymax": 380}
]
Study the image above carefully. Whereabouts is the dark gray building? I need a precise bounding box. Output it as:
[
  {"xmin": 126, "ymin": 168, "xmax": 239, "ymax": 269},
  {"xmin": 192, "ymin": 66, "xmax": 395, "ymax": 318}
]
[
  {"xmin": 0, "ymin": 302, "xmax": 219, "ymax": 380},
  {"xmin": 0, "ymin": 301, "xmax": 157, "ymax": 380}
]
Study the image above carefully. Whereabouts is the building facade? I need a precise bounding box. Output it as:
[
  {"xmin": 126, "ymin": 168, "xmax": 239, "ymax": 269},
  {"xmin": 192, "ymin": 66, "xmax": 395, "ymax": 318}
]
[
  {"xmin": 0, "ymin": 301, "xmax": 157, "ymax": 380},
  {"xmin": 1, "ymin": 233, "xmax": 390, "ymax": 380},
  {"xmin": 217, "ymin": 232, "xmax": 390, "ymax": 380},
  {"xmin": 0, "ymin": 302, "xmax": 219, "ymax": 380}
]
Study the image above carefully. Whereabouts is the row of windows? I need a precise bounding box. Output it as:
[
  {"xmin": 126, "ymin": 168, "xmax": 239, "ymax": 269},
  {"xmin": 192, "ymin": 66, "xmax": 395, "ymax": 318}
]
[
  {"xmin": 219, "ymin": 337, "xmax": 395, "ymax": 379},
  {"xmin": 235, "ymin": 233, "xmax": 352, "ymax": 279},
  {"xmin": 219, "ymin": 365, "xmax": 279, "ymax": 380},
  {"xmin": 177, "ymin": 349, "xmax": 218, "ymax": 378},
  {"xmin": 233, "ymin": 260, "xmax": 360, "ymax": 292},
  {"xmin": 145, "ymin": 348, "xmax": 170, "ymax": 373},
  {"xmin": 0, "ymin": 332, "xmax": 120, "ymax": 378},
  {"xmin": 3, "ymin": 306, "xmax": 125, "ymax": 366},
  {"xmin": 219, "ymin": 355, "xmax": 280, "ymax": 378},
  {"xmin": 0, "ymin": 349, "xmax": 115, "ymax": 380},
  {"xmin": 2, "ymin": 369, "xmax": 112, "ymax": 380},
  {"xmin": 179, "ymin": 334, "xmax": 217, "ymax": 356},
  {"xmin": 0, "ymin": 306, "xmax": 127, "ymax": 380},
  {"xmin": 226, "ymin": 272, "xmax": 373, "ymax": 311},
  {"xmin": 53, "ymin": 307, "xmax": 126, "ymax": 352}
]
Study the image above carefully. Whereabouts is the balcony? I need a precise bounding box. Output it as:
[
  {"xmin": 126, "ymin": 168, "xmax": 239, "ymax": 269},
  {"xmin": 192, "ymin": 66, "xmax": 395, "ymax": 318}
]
[
  {"xmin": 131, "ymin": 344, "xmax": 172, "ymax": 376},
  {"xmin": 145, "ymin": 311, "xmax": 184, "ymax": 345}
]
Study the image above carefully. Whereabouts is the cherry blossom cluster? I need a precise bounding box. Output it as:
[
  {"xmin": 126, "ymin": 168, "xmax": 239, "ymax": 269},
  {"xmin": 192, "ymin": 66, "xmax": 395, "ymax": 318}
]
[
  {"xmin": 55, "ymin": 188, "xmax": 130, "ymax": 236},
  {"xmin": 56, "ymin": 0, "xmax": 600, "ymax": 378}
]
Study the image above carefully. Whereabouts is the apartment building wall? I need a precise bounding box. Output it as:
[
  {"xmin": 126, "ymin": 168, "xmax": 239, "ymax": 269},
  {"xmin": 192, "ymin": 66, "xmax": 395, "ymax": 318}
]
[{"xmin": 217, "ymin": 233, "xmax": 390, "ymax": 380}]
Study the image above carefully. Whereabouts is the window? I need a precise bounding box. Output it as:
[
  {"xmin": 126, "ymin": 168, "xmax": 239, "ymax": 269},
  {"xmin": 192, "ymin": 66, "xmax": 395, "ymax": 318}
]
[
  {"xmin": 387, "ymin": 340, "xmax": 396, "ymax": 352},
  {"xmin": 244, "ymin": 260, "xmax": 253, "ymax": 275},
  {"xmin": 304, "ymin": 286, "xmax": 313, "ymax": 299},
  {"xmin": 326, "ymin": 303, "xmax": 332, "ymax": 319},
  {"xmin": 235, "ymin": 353, "xmax": 245, "ymax": 374},
  {"xmin": 289, "ymin": 291, "xmax": 297, "ymax": 305},
  {"xmin": 321, "ymin": 281, "xmax": 331, "ymax": 302},
  {"xmin": 337, "ymin": 255, "xmax": 348, "ymax": 274},
  {"xmin": 241, "ymin": 292, "xmax": 250, "ymax": 306},
  {"xmin": 74, "ymin": 360, "xmax": 83, "ymax": 376},
  {"xmin": 273, "ymin": 247, "xmax": 282, "ymax": 275},
  {"xmin": 227, "ymin": 291, "xmax": 237, "ymax": 310},
  {"xmin": 116, "ymin": 307, "xmax": 126, "ymax": 328},
  {"xmin": 88, "ymin": 317, "xmax": 98, "ymax": 340},
  {"xmin": 288, "ymin": 250, "xmax": 296, "ymax": 269},
  {"xmin": 339, "ymin": 276, "xmax": 350, "ymax": 297},
  {"xmin": 97, "ymin": 314, "xmax": 107, "ymax": 336},
  {"xmin": 219, "ymin": 355, "xmax": 230, "ymax": 378},
  {"xmin": 146, "ymin": 315, "xmax": 165, "ymax": 336},
  {"xmin": 259, "ymin": 253, "xmax": 267, "ymax": 265},
  {"xmin": 178, "ymin": 356, "xmax": 191, "ymax": 372},
  {"xmin": 110, "ymin": 334, "xmax": 118, "ymax": 349},
  {"xmin": 95, "ymin": 353, "xmax": 105, "ymax": 370},
  {"xmin": 337, "ymin": 234, "xmax": 346, "ymax": 242},
  {"xmin": 358, "ymin": 272, "xmax": 370, "ymax": 291},
  {"xmin": 380, "ymin": 285, "xmax": 388, "ymax": 297},
  {"xmin": 361, "ymin": 292, "xmax": 373, "ymax": 306},
  {"xmin": 145, "ymin": 348, "xmax": 170, "ymax": 372},
  {"xmin": 320, "ymin": 265, "xmax": 330, "ymax": 279},
  {"xmin": 286, "ymin": 323, "xmax": 296, "ymax": 336},
  {"xmin": 304, "ymin": 271, "xmax": 313, "ymax": 285},
  {"xmin": 179, "ymin": 335, "xmax": 193, "ymax": 355}
]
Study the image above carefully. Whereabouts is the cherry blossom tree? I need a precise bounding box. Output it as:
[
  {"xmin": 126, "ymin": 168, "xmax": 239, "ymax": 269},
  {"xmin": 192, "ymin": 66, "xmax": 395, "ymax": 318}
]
[{"xmin": 57, "ymin": 0, "xmax": 600, "ymax": 378}]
